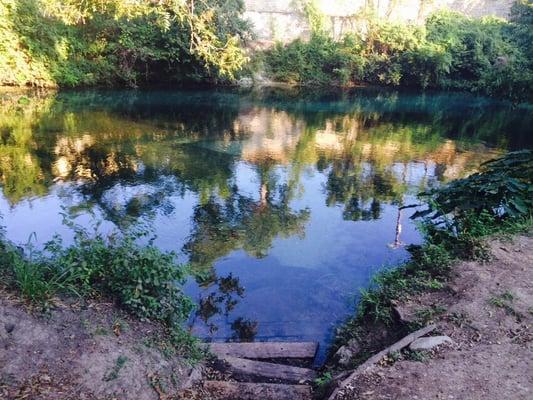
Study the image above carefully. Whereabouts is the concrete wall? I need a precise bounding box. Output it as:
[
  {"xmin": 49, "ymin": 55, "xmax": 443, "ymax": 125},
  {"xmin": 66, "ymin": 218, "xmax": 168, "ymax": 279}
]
[{"xmin": 243, "ymin": 0, "xmax": 515, "ymax": 44}]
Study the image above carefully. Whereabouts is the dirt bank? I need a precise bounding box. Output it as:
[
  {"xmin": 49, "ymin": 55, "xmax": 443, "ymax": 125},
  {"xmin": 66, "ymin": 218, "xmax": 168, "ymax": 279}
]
[
  {"xmin": 0, "ymin": 295, "xmax": 196, "ymax": 400},
  {"xmin": 1, "ymin": 235, "xmax": 531, "ymax": 400},
  {"xmin": 332, "ymin": 235, "xmax": 533, "ymax": 400}
]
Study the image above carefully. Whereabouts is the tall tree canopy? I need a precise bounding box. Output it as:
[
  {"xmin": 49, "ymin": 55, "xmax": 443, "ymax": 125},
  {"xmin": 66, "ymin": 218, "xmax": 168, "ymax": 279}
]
[{"xmin": 0, "ymin": 0, "xmax": 250, "ymax": 87}]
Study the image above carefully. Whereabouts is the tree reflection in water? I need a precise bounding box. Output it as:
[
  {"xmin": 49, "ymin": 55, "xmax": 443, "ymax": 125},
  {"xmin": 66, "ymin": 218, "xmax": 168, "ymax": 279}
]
[{"xmin": 1, "ymin": 87, "xmax": 531, "ymax": 345}]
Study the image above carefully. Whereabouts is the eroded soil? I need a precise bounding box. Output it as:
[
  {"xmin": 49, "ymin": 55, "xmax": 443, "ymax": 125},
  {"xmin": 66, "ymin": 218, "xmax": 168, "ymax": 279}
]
[
  {"xmin": 0, "ymin": 295, "xmax": 195, "ymax": 400},
  {"xmin": 334, "ymin": 235, "xmax": 533, "ymax": 400}
]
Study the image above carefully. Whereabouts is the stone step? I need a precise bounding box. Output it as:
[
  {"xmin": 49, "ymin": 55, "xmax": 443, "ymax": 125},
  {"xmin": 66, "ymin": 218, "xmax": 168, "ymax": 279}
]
[
  {"xmin": 203, "ymin": 381, "xmax": 312, "ymax": 400},
  {"xmin": 208, "ymin": 341, "xmax": 318, "ymax": 360},
  {"xmin": 221, "ymin": 356, "xmax": 317, "ymax": 383}
]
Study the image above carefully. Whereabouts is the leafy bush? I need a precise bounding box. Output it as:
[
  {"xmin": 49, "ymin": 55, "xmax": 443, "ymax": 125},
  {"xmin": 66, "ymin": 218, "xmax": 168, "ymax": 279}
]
[
  {"xmin": 0, "ymin": 0, "xmax": 250, "ymax": 87},
  {"xmin": 418, "ymin": 150, "xmax": 533, "ymax": 221},
  {"xmin": 48, "ymin": 229, "xmax": 194, "ymax": 324},
  {"xmin": 264, "ymin": 3, "xmax": 533, "ymax": 102},
  {"xmin": 0, "ymin": 222, "xmax": 194, "ymax": 326},
  {"xmin": 0, "ymin": 219, "xmax": 201, "ymax": 359}
]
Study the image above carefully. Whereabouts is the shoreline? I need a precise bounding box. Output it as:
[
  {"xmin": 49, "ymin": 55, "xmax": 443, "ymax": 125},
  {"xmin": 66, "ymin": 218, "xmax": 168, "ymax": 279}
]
[
  {"xmin": 2, "ymin": 231, "xmax": 530, "ymax": 399},
  {"xmin": 325, "ymin": 233, "xmax": 532, "ymax": 400}
]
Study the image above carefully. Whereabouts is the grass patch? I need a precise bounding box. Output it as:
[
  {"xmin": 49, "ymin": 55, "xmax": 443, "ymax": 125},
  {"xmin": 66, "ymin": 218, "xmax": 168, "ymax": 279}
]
[
  {"xmin": 489, "ymin": 290, "xmax": 523, "ymax": 321},
  {"xmin": 404, "ymin": 350, "xmax": 429, "ymax": 362},
  {"xmin": 0, "ymin": 222, "xmax": 203, "ymax": 361},
  {"xmin": 413, "ymin": 305, "xmax": 447, "ymax": 327}
]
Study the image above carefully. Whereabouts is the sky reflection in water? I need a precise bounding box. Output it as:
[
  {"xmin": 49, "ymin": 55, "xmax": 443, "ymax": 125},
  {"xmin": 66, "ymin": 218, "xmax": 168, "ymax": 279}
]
[{"xmin": 1, "ymin": 87, "xmax": 531, "ymax": 361}]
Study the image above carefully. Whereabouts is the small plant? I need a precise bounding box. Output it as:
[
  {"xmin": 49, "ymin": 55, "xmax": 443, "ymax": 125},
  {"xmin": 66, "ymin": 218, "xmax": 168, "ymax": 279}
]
[
  {"xmin": 447, "ymin": 312, "xmax": 470, "ymax": 327},
  {"xmin": 388, "ymin": 351, "xmax": 402, "ymax": 363},
  {"xmin": 103, "ymin": 355, "xmax": 128, "ymax": 382},
  {"xmin": 314, "ymin": 371, "xmax": 333, "ymax": 387},
  {"xmin": 414, "ymin": 305, "xmax": 447, "ymax": 325},
  {"xmin": 405, "ymin": 350, "xmax": 428, "ymax": 362},
  {"xmin": 489, "ymin": 290, "xmax": 522, "ymax": 320},
  {"xmin": 489, "ymin": 290, "xmax": 515, "ymax": 307},
  {"xmin": 93, "ymin": 326, "xmax": 109, "ymax": 336}
]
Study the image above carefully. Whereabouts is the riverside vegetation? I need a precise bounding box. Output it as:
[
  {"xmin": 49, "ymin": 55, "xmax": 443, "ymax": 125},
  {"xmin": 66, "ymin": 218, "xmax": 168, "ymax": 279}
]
[
  {"xmin": 333, "ymin": 150, "xmax": 533, "ymax": 368},
  {"xmin": 265, "ymin": 0, "xmax": 533, "ymax": 103},
  {"xmin": 0, "ymin": 219, "xmax": 205, "ymax": 360},
  {"xmin": 1, "ymin": 145, "xmax": 531, "ymax": 370},
  {"xmin": 0, "ymin": 1, "xmax": 532, "ymax": 102},
  {"xmin": 0, "ymin": 0, "xmax": 250, "ymax": 87}
]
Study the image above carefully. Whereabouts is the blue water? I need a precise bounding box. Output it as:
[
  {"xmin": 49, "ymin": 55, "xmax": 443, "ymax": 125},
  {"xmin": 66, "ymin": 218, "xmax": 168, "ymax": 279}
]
[{"xmin": 1, "ymin": 87, "xmax": 531, "ymax": 361}]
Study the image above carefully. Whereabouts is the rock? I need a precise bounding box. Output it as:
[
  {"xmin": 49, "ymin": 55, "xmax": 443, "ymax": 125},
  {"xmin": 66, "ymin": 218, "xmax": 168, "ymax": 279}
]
[
  {"xmin": 409, "ymin": 335, "xmax": 453, "ymax": 351},
  {"xmin": 347, "ymin": 339, "xmax": 361, "ymax": 353},
  {"xmin": 334, "ymin": 339, "xmax": 361, "ymax": 367},
  {"xmin": 334, "ymin": 346, "xmax": 353, "ymax": 366},
  {"xmin": 4, "ymin": 323, "xmax": 15, "ymax": 334},
  {"xmin": 237, "ymin": 77, "xmax": 254, "ymax": 87},
  {"xmin": 494, "ymin": 56, "xmax": 509, "ymax": 69},
  {"xmin": 391, "ymin": 301, "xmax": 416, "ymax": 323}
]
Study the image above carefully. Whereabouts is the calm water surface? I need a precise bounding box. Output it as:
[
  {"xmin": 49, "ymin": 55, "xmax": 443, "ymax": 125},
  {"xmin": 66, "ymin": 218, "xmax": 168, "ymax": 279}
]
[{"xmin": 1, "ymin": 87, "xmax": 531, "ymax": 361}]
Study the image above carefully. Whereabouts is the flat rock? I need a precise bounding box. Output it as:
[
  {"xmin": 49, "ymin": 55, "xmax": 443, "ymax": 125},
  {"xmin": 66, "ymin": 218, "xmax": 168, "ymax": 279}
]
[
  {"xmin": 221, "ymin": 356, "xmax": 317, "ymax": 383},
  {"xmin": 409, "ymin": 335, "xmax": 453, "ymax": 351},
  {"xmin": 209, "ymin": 341, "xmax": 318, "ymax": 360},
  {"xmin": 203, "ymin": 381, "xmax": 312, "ymax": 400}
]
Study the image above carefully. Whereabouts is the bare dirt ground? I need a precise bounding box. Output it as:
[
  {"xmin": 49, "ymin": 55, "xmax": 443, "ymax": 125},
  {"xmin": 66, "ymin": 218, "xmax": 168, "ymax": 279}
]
[
  {"xmin": 334, "ymin": 235, "xmax": 533, "ymax": 400},
  {"xmin": 0, "ymin": 295, "xmax": 195, "ymax": 400}
]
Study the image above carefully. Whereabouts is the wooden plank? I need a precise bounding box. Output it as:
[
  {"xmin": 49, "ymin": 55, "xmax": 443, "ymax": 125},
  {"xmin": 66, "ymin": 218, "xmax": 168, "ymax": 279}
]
[
  {"xmin": 204, "ymin": 381, "xmax": 312, "ymax": 400},
  {"xmin": 208, "ymin": 342, "xmax": 318, "ymax": 360},
  {"xmin": 328, "ymin": 324, "xmax": 436, "ymax": 400},
  {"xmin": 222, "ymin": 356, "xmax": 317, "ymax": 383}
]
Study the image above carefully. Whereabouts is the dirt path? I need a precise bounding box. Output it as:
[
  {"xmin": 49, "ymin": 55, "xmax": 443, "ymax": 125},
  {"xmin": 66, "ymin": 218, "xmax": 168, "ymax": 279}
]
[
  {"xmin": 333, "ymin": 235, "xmax": 533, "ymax": 400},
  {"xmin": 0, "ymin": 296, "xmax": 195, "ymax": 400}
]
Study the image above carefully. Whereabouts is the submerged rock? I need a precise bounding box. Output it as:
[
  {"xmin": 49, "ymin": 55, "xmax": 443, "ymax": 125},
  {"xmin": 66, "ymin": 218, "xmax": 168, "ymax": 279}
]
[{"xmin": 409, "ymin": 335, "xmax": 453, "ymax": 351}]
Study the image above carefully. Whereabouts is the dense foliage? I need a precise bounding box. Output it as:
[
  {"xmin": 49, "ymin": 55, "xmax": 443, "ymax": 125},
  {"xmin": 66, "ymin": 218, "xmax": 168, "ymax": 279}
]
[
  {"xmin": 418, "ymin": 150, "xmax": 533, "ymax": 220},
  {"xmin": 265, "ymin": 1, "xmax": 533, "ymax": 102},
  {"xmin": 0, "ymin": 0, "xmax": 250, "ymax": 87},
  {"xmin": 0, "ymin": 221, "xmax": 194, "ymax": 327},
  {"xmin": 1, "ymin": 0, "xmax": 532, "ymax": 100}
]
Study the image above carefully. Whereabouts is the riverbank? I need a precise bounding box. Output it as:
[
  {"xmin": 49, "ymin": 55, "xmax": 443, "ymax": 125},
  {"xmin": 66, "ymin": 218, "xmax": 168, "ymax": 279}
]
[
  {"xmin": 0, "ymin": 291, "xmax": 200, "ymax": 399},
  {"xmin": 328, "ymin": 233, "xmax": 532, "ymax": 400},
  {"xmin": 322, "ymin": 150, "xmax": 532, "ymax": 399},
  {"xmin": 2, "ymin": 231, "xmax": 531, "ymax": 399}
]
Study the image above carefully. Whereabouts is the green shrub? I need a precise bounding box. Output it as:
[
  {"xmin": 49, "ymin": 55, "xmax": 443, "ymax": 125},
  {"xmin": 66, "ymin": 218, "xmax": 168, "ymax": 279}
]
[
  {"xmin": 0, "ymin": 222, "xmax": 194, "ymax": 326},
  {"xmin": 0, "ymin": 0, "xmax": 250, "ymax": 87},
  {"xmin": 417, "ymin": 150, "xmax": 533, "ymax": 221},
  {"xmin": 264, "ymin": 4, "xmax": 533, "ymax": 102},
  {"xmin": 42, "ymin": 227, "xmax": 195, "ymax": 324}
]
